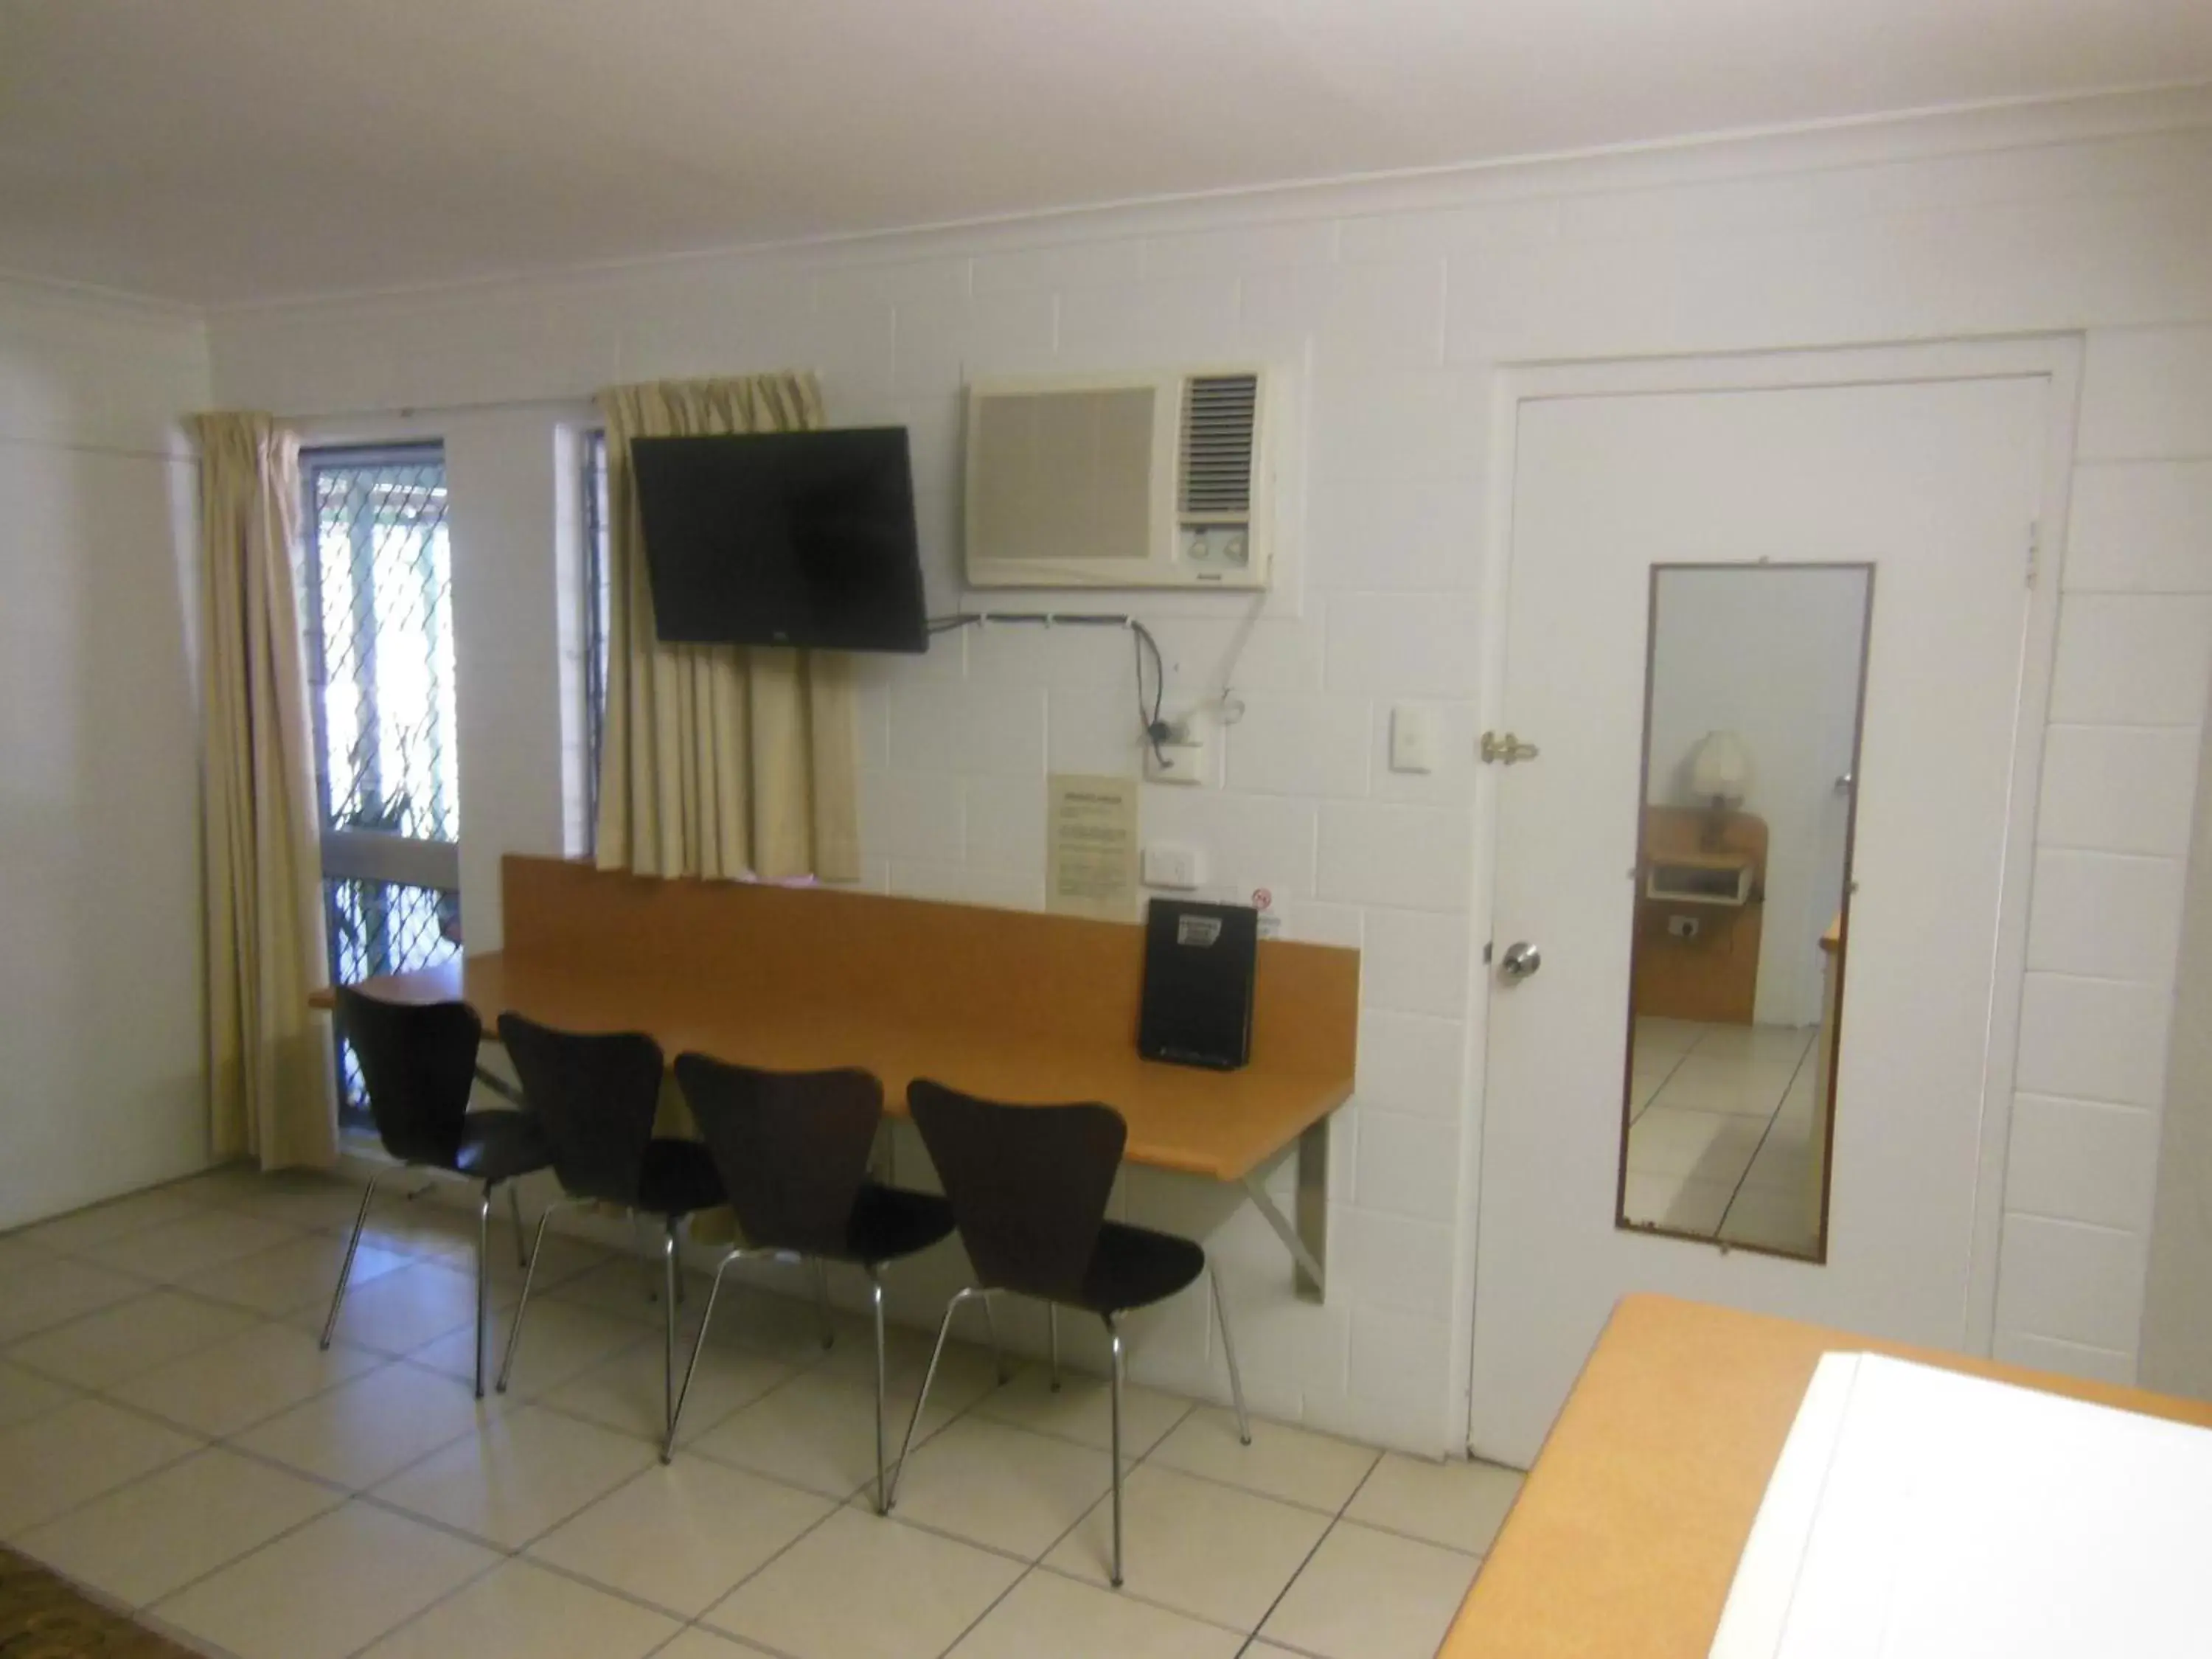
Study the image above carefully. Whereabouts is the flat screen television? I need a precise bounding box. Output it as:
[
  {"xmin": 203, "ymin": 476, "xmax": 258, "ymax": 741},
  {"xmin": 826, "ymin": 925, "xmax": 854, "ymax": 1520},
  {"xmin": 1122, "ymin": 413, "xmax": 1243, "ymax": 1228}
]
[{"xmin": 632, "ymin": 426, "xmax": 928, "ymax": 653}]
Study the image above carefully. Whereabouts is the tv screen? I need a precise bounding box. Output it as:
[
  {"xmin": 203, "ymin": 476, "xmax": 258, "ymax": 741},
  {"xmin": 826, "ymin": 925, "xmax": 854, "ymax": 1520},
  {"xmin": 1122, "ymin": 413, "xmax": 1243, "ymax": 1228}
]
[{"xmin": 632, "ymin": 427, "xmax": 928, "ymax": 653}]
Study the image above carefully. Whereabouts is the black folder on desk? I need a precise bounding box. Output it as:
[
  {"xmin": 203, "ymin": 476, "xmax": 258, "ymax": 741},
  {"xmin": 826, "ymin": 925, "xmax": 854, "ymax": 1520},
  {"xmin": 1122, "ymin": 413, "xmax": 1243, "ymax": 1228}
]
[{"xmin": 1138, "ymin": 898, "xmax": 1257, "ymax": 1071}]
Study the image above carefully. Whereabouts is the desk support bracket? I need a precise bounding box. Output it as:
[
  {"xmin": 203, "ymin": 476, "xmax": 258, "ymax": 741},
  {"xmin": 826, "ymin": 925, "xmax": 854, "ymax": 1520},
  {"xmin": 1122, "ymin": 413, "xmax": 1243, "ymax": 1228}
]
[{"xmin": 1242, "ymin": 1116, "xmax": 1329, "ymax": 1302}]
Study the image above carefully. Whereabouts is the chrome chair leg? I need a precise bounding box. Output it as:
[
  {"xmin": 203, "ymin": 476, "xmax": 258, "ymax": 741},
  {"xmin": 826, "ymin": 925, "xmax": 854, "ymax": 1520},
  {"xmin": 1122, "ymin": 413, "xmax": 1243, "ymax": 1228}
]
[
  {"xmin": 813, "ymin": 1258, "xmax": 835, "ymax": 1349},
  {"xmin": 1047, "ymin": 1305, "xmax": 1060, "ymax": 1392},
  {"xmin": 1208, "ymin": 1260, "xmax": 1253, "ymax": 1445},
  {"xmin": 498, "ymin": 1195, "xmax": 585, "ymax": 1392},
  {"xmin": 889, "ymin": 1285, "xmax": 990, "ymax": 1509},
  {"xmin": 664, "ymin": 1245, "xmax": 769, "ymax": 1462},
  {"xmin": 662, "ymin": 1219, "xmax": 681, "ymax": 1442},
  {"xmin": 869, "ymin": 1268, "xmax": 888, "ymax": 1514},
  {"xmin": 319, "ymin": 1169, "xmax": 386, "ymax": 1350},
  {"xmin": 1107, "ymin": 1315, "xmax": 1126, "ymax": 1587},
  {"xmin": 473, "ymin": 1186, "xmax": 493, "ymax": 1398},
  {"xmin": 506, "ymin": 1182, "xmax": 528, "ymax": 1267}
]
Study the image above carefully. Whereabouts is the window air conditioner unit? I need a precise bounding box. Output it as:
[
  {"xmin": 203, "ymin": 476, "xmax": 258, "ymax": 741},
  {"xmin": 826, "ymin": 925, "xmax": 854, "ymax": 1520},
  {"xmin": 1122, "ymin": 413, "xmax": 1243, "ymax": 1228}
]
[{"xmin": 963, "ymin": 366, "xmax": 1275, "ymax": 589}]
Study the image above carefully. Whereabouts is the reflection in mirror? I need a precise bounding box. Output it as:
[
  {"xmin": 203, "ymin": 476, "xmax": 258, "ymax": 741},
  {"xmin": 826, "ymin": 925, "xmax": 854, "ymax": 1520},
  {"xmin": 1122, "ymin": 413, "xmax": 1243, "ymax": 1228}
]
[{"xmin": 1618, "ymin": 564, "xmax": 1871, "ymax": 1262}]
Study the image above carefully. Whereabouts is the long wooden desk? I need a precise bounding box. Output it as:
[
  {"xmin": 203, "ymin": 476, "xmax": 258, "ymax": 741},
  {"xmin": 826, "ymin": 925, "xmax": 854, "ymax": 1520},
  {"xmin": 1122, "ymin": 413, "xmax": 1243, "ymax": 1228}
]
[
  {"xmin": 1441, "ymin": 1294, "xmax": 2212, "ymax": 1657},
  {"xmin": 316, "ymin": 856, "xmax": 1360, "ymax": 1296}
]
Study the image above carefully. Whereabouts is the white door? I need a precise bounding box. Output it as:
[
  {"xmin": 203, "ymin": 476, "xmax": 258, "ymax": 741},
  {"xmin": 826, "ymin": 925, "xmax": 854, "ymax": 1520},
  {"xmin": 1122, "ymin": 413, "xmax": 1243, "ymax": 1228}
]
[{"xmin": 1469, "ymin": 362, "xmax": 2058, "ymax": 1467}]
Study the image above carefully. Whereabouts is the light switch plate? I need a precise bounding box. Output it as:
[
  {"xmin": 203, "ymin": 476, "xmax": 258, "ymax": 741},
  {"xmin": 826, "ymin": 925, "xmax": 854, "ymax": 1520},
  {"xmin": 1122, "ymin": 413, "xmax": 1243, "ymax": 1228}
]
[
  {"xmin": 1389, "ymin": 705, "xmax": 1439, "ymax": 774},
  {"xmin": 1141, "ymin": 843, "xmax": 1206, "ymax": 889}
]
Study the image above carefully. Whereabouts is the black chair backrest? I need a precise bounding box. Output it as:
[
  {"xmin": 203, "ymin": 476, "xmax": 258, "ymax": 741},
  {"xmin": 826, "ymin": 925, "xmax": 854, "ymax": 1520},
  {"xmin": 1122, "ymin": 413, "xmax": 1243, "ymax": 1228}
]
[
  {"xmin": 336, "ymin": 987, "xmax": 482, "ymax": 1167},
  {"xmin": 905, "ymin": 1079, "xmax": 1126, "ymax": 1301},
  {"xmin": 675, "ymin": 1055, "xmax": 883, "ymax": 1257},
  {"xmin": 498, "ymin": 1013, "xmax": 665, "ymax": 1206}
]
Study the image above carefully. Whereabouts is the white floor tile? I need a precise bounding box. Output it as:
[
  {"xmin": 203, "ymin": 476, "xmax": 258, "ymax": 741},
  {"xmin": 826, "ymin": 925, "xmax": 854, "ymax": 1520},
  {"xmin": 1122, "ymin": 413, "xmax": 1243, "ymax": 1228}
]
[
  {"xmin": 1624, "ymin": 1105, "xmax": 1764, "ymax": 1185},
  {"xmin": 692, "ymin": 1371, "xmax": 960, "ymax": 1501},
  {"xmin": 543, "ymin": 1331, "xmax": 791, "ymax": 1447},
  {"xmin": 151, "ymin": 1498, "xmax": 500, "ymax": 1659},
  {"xmin": 818, "ymin": 1322, "xmax": 1010, "ymax": 1410},
  {"xmin": 7, "ymin": 1288, "xmax": 261, "ymax": 1388},
  {"xmin": 0, "ymin": 1357, "xmax": 80, "ymax": 1428},
  {"xmin": 0, "ymin": 1397, "xmax": 203, "ymax": 1537},
  {"xmin": 1345, "ymin": 1453, "xmax": 1522, "ymax": 1554},
  {"xmin": 947, "ymin": 1568, "xmax": 1243, "ymax": 1658},
  {"xmin": 13, "ymin": 1445, "xmax": 342, "ymax": 1607},
  {"xmin": 181, "ymin": 1230, "xmax": 410, "ymax": 1317},
  {"xmin": 1620, "ymin": 1173, "xmax": 1737, "ymax": 1237},
  {"xmin": 970, "ymin": 1364, "xmax": 1192, "ymax": 1455},
  {"xmin": 655, "ymin": 1632, "xmax": 782, "ymax": 1659},
  {"xmin": 372, "ymin": 1402, "xmax": 655, "ymax": 1548},
  {"xmin": 1717, "ymin": 1186, "xmax": 1822, "ymax": 1257},
  {"xmin": 1649, "ymin": 1052, "xmax": 1802, "ymax": 1118},
  {"xmin": 297, "ymin": 1258, "xmax": 499, "ymax": 1356},
  {"xmin": 1688, "ymin": 1023, "xmax": 1816, "ymax": 1064},
  {"xmin": 0, "ymin": 1257, "xmax": 147, "ymax": 1343},
  {"xmin": 213, "ymin": 1173, "xmax": 380, "ymax": 1234},
  {"xmin": 1737, "ymin": 1140, "xmax": 1811, "ymax": 1197},
  {"xmin": 551, "ymin": 1256, "xmax": 712, "ymax": 1329},
  {"xmin": 77, "ymin": 1210, "xmax": 302, "ymax": 1281},
  {"xmin": 1042, "ymin": 1464, "xmax": 1330, "ymax": 1630},
  {"xmin": 18, "ymin": 1189, "xmax": 207, "ymax": 1255},
  {"xmin": 108, "ymin": 1320, "xmax": 383, "ymax": 1438},
  {"xmin": 703, "ymin": 1505, "xmax": 1023, "ymax": 1659},
  {"xmin": 888, "ymin": 1416, "xmax": 1113, "ymax": 1559},
  {"xmin": 358, "ymin": 1557, "xmax": 680, "ymax": 1659},
  {"xmin": 414, "ymin": 1298, "xmax": 641, "ymax": 1395},
  {"xmin": 1150, "ymin": 1407, "xmax": 1377, "ymax": 1513},
  {"xmin": 528, "ymin": 1458, "xmax": 835, "ymax": 1617},
  {"xmin": 1259, "ymin": 1520, "xmax": 1478, "ymax": 1659},
  {"xmin": 234, "ymin": 1360, "xmax": 493, "ymax": 1488}
]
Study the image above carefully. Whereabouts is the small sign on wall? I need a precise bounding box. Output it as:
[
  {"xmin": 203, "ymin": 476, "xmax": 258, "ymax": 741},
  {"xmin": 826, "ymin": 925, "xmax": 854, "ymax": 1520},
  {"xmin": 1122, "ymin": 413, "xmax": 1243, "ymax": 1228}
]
[{"xmin": 1046, "ymin": 773, "xmax": 1139, "ymax": 920}]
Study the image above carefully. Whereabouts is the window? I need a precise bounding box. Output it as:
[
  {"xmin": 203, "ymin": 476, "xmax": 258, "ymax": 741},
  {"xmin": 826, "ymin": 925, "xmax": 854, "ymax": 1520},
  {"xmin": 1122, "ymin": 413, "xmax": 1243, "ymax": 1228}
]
[
  {"xmin": 580, "ymin": 428, "xmax": 612, "ymax": 852},
  {"xmin": 299, "ymin": 444, "xmax": 461, "ymax": 1121}
]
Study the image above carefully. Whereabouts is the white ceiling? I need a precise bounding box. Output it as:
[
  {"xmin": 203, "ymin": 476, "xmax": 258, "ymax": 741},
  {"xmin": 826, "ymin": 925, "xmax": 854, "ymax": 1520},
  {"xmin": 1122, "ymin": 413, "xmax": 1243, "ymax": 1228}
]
[{"xmin": 3, "ymin": 0, "xmax": 2208, "ymax": 307}]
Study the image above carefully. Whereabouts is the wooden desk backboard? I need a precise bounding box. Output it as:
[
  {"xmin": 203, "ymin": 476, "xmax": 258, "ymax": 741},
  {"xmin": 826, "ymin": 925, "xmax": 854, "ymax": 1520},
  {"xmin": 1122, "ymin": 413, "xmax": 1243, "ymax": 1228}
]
[{"xmin": 324, "ymin": 856, "xmax": 1360, "ymax": 1182}]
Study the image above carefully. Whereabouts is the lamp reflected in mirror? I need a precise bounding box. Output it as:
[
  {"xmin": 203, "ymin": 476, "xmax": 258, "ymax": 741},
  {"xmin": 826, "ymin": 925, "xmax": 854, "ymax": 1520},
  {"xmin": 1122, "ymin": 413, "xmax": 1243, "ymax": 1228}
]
[{"xmin": 1617, "ymin": 564, "xmax": 1872, "ymax": 1262}]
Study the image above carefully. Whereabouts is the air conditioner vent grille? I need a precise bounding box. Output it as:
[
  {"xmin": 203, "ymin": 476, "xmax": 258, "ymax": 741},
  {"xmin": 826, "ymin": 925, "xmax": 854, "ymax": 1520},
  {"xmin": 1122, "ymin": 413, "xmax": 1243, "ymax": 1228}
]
[{"xmin": 1180, "ymin": 374, "xmax": 1259, "ymax": 517}]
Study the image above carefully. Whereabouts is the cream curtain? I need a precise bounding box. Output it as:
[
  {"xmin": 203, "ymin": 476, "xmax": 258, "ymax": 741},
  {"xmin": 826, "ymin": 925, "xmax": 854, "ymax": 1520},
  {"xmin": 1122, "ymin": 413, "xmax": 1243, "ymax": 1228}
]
[
  {"xmin": 192, "ymin": 412, "xmax": 336, "ymax": 1171},
  {"xmin": 594, "ymin": 372, "xmax": 861, "ymax": 881}
]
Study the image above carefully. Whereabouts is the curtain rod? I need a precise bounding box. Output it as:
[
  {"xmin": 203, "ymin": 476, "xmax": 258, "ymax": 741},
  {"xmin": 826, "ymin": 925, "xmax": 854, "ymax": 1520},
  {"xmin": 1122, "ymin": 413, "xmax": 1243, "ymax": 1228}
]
[{"xmin": 286, "ymin": 392, "xmax": 599, "ymax": 426}]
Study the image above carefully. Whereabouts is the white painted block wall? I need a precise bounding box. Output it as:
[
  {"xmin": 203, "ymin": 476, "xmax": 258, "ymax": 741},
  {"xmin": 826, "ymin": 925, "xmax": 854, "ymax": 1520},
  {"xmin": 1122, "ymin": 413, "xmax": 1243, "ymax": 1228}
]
[
  {"xmin": 0, "ymin": 281, "xmax": 213, "ymax": 1227},
  {"xmin": 205, "ymin": 97, "xmax": 2212, "ymax": 1450}
]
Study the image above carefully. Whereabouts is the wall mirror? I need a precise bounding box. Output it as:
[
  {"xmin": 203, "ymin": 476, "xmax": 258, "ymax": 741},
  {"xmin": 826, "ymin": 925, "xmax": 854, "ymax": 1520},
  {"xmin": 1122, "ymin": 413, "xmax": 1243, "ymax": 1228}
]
[{"xmin": 1616, "ymin": 563, "xmax": 1872, "ymax": 1261}]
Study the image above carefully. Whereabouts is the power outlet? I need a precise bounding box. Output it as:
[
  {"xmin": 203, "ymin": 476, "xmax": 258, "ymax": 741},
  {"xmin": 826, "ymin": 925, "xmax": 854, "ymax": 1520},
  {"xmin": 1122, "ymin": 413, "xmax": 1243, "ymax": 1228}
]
[{"xmin": 1667, "ymin": 914, "xmax": 1701, "ymax": 941}]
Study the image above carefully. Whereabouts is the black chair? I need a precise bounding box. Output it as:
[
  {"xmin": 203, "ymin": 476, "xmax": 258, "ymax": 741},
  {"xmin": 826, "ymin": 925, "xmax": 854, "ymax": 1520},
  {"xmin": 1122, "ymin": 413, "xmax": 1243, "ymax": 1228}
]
[
  {"xmin": 321, "ymin": 988, "xmax": 554, "ymax": 1397},
  {"xmin": 669, "ymin": 1055, "xmax": 963, "ymax": 1503},
  {"xmin": 894, "ymin": 1078, "xmax": 1251, "ymax": 1585},
  {"xmin": 494, "ymin": 1014, "xmax": 726, "ymax": 1440}
]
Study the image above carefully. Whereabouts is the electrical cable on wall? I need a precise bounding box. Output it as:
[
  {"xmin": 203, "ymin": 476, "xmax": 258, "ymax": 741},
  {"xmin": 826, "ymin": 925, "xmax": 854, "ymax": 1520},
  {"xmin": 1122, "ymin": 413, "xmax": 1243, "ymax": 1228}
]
[{"xmin": 927, "ymin": 611, "xmax": 1172, "ymax": 765}]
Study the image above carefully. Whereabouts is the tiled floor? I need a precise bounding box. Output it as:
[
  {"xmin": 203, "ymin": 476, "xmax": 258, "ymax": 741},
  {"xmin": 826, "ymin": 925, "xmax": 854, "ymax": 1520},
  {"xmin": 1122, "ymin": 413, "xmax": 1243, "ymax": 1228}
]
[
  {"xmin": 0, "ymin": 1166, "xmax": 1522, "ymax": 1659},
  {"xmin": 1622, "ymin": 1017, "xmax": 1822, "ymax": 1256}
]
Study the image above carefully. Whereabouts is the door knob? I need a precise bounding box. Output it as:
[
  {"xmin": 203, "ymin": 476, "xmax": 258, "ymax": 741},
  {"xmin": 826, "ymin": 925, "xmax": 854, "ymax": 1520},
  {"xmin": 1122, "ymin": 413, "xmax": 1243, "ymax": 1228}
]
[{"xmin": 1499, "ymin": 941, "xmax": 1543, "ymax": 982}]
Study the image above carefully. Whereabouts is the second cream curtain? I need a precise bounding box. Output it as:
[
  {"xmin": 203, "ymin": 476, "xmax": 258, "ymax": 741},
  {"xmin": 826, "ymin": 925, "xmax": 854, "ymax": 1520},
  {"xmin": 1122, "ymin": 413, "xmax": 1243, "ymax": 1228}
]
[{"xmin": 594, "ymin": 373, "xmax": 861, "ymax": 882}]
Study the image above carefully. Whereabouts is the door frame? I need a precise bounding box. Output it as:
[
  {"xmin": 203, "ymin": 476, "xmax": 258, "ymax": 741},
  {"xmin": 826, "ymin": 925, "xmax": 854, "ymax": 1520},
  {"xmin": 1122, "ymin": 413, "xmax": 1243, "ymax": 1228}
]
[{"xmin": 1457, "ymin": 336, "xmax": 2084, "ymax": 1453}]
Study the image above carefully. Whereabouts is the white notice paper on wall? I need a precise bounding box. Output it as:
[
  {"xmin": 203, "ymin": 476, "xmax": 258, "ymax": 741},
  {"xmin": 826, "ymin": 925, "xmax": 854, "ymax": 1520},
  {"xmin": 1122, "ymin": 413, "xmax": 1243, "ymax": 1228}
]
[
  {"xmin": 1711, "ymin": 1352, "xmax": 2212, "ymax": 1659},
  {"xmin": 1046, "ymin": 773, "xmax": 1138, "ymax": 921}
]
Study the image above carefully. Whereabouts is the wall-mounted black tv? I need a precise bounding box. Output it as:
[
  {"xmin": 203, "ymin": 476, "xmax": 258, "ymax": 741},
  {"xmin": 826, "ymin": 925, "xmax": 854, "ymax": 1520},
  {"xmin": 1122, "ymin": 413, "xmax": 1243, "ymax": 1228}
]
[{"xmin": 632, "ymin": 427, "xmax": 928, "ymax": 653}]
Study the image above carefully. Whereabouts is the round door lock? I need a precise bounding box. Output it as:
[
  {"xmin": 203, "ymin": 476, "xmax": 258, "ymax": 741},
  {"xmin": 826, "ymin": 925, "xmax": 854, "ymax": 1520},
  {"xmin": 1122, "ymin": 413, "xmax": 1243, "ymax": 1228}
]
[{"xmin": 1499, "ymin": 941, "xmax": 1543, "ymax": 982}]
